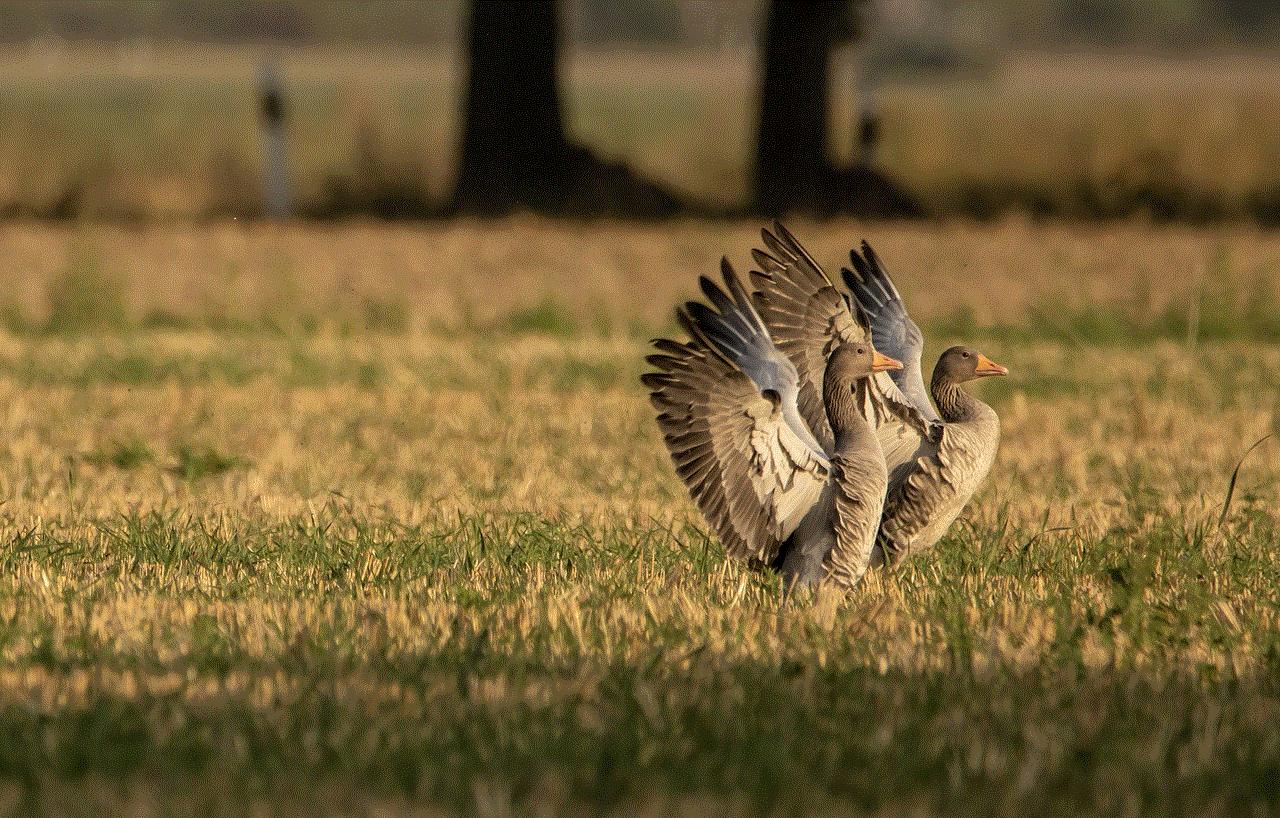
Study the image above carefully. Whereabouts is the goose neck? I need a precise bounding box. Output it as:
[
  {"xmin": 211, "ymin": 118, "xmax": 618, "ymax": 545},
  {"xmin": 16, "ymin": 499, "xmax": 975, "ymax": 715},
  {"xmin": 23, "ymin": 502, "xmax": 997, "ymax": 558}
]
[
  {"xmin": 931, "ymin": 372, "xmax": 984, "ymax": 423},
  {"xmin": 824, "ymin": 368, "xmax": 871, "ymax": 449}
]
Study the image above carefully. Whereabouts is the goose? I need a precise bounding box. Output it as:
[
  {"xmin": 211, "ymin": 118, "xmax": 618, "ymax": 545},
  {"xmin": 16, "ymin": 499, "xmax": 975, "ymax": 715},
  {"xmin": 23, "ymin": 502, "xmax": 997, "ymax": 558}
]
[
  {"xmin": 643, "ymin": 259, "xmax": 903, "ymax": 590},
  {"xmin": 747, "ymin": 224, "xmax": 1008, "ymax": 569},
  {"xmin": 843, "ymin": 244, "xmax": 1007, "ymax": 567}
]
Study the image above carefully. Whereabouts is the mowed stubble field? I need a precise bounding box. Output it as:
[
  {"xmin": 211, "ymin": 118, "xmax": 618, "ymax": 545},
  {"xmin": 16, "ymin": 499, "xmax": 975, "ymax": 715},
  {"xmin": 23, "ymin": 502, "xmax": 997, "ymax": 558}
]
[{"xmin": 1, "ymin": 219, "xmax": 1279, "ymax": 816}]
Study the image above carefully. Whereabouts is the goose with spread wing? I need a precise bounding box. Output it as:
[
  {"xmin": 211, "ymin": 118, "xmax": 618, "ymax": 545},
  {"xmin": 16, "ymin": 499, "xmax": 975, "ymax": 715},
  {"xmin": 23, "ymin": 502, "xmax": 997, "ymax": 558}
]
[
  {"xmin": 747, "ymin": 224, "xmax": 1008, "ymax": 569},
  {"xmin": 843, "ymin": 244, "xmax": 1007, "ymax": 567},
  {"xmin": 643, "ymin": 259, "xmax": 902, "ymax": 590}
]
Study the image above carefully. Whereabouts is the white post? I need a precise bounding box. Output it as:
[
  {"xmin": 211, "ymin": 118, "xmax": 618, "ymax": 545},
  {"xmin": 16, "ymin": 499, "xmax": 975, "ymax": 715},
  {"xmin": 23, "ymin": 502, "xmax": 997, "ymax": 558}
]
[{"xmin": 259, "ymin": 61, "xmax": 292, "ymax": 219}]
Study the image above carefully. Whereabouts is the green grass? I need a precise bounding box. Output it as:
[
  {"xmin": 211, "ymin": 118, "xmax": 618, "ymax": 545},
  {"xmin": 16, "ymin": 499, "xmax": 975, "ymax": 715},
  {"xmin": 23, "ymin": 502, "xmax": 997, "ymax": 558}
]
[
  {"xmin": 933, "ymin": 291, "xmax": 1280, "ymax": 346},
  {"xmin": 2, "ymin": 223, "xmax": 1280, "ymax": 815},
  {"xmin": 3, "ymin": 508, "xmax": 1279, "ymax": 816}
]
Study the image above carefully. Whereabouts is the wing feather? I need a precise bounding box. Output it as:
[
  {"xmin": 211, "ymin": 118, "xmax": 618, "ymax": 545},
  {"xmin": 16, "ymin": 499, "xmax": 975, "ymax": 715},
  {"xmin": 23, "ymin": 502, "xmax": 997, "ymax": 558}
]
[
  {"xmin": 750, "ymin": 224, "xmax": 936, "ymax": 452},
  {"xmin": 748, "ymin": 225, "xmax": 867, "ymax": 452},
  {"xmin": 645, "ymin": 266, "xmax": 830, "ymax": 564},
  {"xmin": 842, "ymin": 241, "xmax": 940, "ymax": 424}
]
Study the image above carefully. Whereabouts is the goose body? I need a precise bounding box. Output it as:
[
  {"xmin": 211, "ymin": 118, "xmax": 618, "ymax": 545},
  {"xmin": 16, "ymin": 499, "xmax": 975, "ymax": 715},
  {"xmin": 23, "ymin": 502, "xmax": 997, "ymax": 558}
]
[
  {"xmin": 643, "ymin": 259, "xmax": 901, "ymax": 590},
  {"xmin": 874, "ymin": 380, "xmax": 1000, "ymax": 566}
]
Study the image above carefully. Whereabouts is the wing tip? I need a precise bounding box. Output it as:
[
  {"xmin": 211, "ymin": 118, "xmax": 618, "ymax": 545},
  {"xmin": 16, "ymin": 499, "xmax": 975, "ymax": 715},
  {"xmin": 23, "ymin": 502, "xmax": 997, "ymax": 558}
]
[{"xmin": 639, "ymin": 371, "xmax": 667, "ymax": 390}]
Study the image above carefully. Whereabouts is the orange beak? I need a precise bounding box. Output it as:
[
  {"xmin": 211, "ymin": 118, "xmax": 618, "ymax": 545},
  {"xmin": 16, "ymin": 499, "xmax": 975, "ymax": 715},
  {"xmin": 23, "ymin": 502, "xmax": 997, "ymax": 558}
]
[
  {"xmin": 871, "ymin": 350, "xmax": 903, "ymax": 372},
  {"xmin": 974, "ymin": 353, "xmax": 1009, "ymax": 376}
]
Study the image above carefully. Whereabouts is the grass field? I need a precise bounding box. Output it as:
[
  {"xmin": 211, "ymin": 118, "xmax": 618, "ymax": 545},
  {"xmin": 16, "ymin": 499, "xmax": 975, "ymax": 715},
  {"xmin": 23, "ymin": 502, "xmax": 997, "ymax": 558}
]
[{"xmin": 1, "ymin": 219, "xmax": 1279, "ymax": 816}]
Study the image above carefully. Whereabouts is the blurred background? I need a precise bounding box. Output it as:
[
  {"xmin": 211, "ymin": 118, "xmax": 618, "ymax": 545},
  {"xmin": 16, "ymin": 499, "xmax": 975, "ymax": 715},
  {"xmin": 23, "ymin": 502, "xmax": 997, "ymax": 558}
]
[{"xmin": 1, "ymin": 0, "xmax": 1279, "ymax": 223}]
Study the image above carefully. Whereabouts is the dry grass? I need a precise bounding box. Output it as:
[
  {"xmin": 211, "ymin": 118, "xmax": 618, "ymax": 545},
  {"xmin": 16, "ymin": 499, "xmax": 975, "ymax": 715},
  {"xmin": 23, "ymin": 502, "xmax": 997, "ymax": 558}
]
[
  {"xmin": 4, "ymin": 218, "xmax": 1280, "ymax": 333},
  {"xmin": 1, "ymin": 220, "xmax": 1279, "ymax": 816}
]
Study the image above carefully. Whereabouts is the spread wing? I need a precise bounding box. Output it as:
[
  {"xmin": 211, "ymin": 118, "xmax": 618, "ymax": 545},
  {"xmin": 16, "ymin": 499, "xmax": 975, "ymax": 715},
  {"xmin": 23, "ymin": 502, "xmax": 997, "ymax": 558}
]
[
  {"xmin": 748, "ymin": 224, "xmax": 866, "ymax": 453},
  {"xmin": 876, "ymin": 411, "xmax": 937, "ymax": 477},
  {"xmin": 643, "ymin": 260, "xmax": 830, "ymax": 564},
  {"xmin": 842, "ymin": 241, "xmax": 941, "ymax": 424},
  {"xmin": 750, "ymin": 224, "xmax": 935, "ymax": 454}
]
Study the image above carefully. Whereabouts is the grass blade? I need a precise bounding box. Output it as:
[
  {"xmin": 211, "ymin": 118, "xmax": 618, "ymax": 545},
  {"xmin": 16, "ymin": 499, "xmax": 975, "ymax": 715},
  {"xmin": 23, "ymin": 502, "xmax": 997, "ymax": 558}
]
[{"xmin": 1219, "ymin": 434, "xmax": 1272, "ymax": 527}]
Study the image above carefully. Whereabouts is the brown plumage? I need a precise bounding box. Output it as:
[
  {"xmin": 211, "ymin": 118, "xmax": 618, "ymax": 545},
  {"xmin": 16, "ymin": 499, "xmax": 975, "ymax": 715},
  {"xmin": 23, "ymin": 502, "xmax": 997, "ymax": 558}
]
[
  {"xmin": 643, "ymin": 258, "xmax": 902, "ymax": 590},
  {"xmin": 868, "ymin": 344, "xmax": 1007, "ymax": 566},
  {"xmin": 842, "ymin": 249, "xmax": 1009, "ymax": 567},
  {"xmin": 743, "ymin": 223, "xmax": 1009, "ymax": 569}
]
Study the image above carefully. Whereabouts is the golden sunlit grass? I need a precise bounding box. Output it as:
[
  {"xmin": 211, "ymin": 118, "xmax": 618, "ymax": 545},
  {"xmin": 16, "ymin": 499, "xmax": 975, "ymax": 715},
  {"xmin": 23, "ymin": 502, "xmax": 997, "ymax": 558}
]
[{"xmin": 1, "ymin": 220, "xmax": 1279, "ymax": 816}]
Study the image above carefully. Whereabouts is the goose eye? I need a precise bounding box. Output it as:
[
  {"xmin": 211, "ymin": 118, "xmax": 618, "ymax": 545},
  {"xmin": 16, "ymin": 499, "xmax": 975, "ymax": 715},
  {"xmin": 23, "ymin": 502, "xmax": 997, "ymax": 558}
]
[
  {"xmin": 856, "ymin": 347, "xmax": 865, "ymax": 354},
  {"xmin": 961, "ymin": 351, "xmax": 970, "ymax": 358}
]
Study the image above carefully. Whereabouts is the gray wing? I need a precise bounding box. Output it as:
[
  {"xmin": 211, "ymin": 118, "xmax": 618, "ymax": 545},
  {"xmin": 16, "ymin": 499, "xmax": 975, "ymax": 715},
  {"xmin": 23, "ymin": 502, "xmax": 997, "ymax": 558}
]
[
  {"xmin": 871, "ymin": 418, "xmax": 999, "ymax": 568},
  {"xmin": 876, "ymin": 411, "xmax": 937, "ymax": 478},
  {"xmin": 842, "ymin": 241, "xmax": 940, "ymax": 424},
  {"xmin": 751, "ymin": 224, "xmax": 935, "ymax": 452},
  {"xmin": 748, "ymin": 223, "xmax": 867, "ymax": 453},
  {"xmin": 870, "ymin": 440, "xmax": 950, "ymax": 568},
  {"xmin": 643, "ymin": 261, "xmax": 830, "ymax": 565}
]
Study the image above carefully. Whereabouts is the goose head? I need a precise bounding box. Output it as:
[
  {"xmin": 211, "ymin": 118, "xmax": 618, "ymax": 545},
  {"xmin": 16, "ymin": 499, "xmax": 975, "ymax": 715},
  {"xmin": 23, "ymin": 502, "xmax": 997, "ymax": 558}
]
[
  {"xmin": 827, "ymin": 342, "xmax": 903, "ymax": 391},
  {"xmin": 935, "ymin": 346, "xmax": 1008, "ymax": 384}
]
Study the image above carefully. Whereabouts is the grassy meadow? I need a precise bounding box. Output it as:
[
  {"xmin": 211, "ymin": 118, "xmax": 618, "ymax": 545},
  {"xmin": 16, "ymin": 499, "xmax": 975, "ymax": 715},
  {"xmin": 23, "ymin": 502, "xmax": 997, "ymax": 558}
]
[{"xmin": 0, "ymin": 219, "xmax": 1278, "ymax": 815}]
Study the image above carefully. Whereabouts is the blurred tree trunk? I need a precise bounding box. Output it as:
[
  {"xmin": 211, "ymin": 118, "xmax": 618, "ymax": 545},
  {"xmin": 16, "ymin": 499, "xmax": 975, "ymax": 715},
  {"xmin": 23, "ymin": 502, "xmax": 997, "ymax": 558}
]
[
  {"xmin": 452, "ymin": 0, "xmax": 572, "ymax": 215},
  {"xmin": 450, "ymin": 0, "xmax": 683, "ymax": 217},
  {"xmin": 754, "ymin": 0, "xmax": 920, "ymax": 218},
  {"xmin": 753, "ymin": 0, "xmax": 841, "ymax": 217}
]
